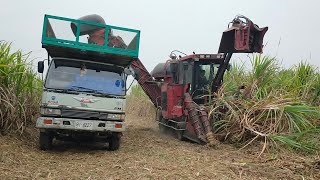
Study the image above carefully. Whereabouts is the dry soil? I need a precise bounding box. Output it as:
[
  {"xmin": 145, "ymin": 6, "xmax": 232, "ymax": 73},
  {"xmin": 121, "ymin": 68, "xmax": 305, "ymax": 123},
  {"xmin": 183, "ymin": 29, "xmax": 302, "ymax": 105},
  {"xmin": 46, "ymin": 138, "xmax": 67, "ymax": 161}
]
[{"xmin": 0, "ymin": 115, "xmax": 319, "ymax": 180}]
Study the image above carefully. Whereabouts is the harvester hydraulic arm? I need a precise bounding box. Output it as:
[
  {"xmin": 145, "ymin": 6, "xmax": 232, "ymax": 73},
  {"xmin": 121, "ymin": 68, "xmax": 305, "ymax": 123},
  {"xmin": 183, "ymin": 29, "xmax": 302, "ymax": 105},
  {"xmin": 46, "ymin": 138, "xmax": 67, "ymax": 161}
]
[{"xmin": 211, "ymin": 53, "xmax": 233, "ymax": 92}]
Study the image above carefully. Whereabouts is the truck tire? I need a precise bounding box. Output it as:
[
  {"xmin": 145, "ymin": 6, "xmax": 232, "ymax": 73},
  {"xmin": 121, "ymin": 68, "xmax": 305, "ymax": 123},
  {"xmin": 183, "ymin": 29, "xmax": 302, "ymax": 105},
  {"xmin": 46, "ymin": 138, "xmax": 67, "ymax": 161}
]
[
  {"xmin": 108, "ymin": 134, "xmax": 120, "ymax": 151},
  {"xmin": 39, "ymin": 132, "xmax": 53, "ymax": 151}
]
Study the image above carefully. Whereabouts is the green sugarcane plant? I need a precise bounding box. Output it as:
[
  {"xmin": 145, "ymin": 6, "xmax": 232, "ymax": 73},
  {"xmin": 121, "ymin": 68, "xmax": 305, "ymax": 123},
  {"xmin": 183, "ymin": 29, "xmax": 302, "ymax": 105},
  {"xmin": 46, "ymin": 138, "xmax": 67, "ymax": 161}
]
[{"xmin": 0, "ymin": 41, "xmax": 42, "ymax": 135}]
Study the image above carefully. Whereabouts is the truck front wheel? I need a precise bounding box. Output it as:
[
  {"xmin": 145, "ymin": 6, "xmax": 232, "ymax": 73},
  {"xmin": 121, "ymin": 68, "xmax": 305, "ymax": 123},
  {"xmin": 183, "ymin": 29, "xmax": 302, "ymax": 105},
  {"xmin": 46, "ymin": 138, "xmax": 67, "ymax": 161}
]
[
  {"xmin": 39, "ymin": 132, "xmax": 53, "ymax": 151},
  {"xmin": 108, "ymin": 133, "xmax": 120, "ymax": 151}
]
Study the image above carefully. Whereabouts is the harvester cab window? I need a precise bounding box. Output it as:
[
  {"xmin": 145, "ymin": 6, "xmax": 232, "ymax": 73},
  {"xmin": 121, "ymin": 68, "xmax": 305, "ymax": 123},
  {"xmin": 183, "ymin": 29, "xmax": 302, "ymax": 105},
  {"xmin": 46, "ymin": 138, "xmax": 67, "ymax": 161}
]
[
  {"xmin": 192, "ymin": 63, "xmax": 220, "ymax": 100},
  {"xmin": 177, "ymin": 61, "xmax": 193, "ymax": 93},
  {"xmin": 195, "ymin": 64, "xmax": 211, "ymax": 90}
]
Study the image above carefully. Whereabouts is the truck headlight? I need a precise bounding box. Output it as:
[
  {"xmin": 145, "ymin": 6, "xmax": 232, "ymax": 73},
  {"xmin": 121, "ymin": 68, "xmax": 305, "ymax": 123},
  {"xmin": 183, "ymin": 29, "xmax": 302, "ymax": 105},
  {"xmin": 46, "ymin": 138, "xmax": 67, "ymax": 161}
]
[
  {"xmin": 107, "ymin": 114, "xmax": 125, "ymax": 120},
  {"xmin": 40, "ymin": 108, "xmax": 61, "ymax": 116}
]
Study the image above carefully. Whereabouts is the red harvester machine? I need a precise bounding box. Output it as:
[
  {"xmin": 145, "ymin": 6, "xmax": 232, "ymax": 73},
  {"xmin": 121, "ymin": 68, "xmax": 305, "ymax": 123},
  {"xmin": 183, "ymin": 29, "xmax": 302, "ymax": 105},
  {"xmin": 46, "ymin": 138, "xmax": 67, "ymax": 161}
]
[{"xmin": 131, "ymin": 15, "xmax": 268, "ymax": 144}]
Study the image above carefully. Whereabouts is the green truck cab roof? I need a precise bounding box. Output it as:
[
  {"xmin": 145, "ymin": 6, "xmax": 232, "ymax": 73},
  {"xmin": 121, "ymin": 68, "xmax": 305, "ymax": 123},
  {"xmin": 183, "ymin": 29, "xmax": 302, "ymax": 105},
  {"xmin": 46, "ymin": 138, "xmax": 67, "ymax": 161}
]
[{"xmin": 41, "ymin": 14, "xmax": 140, "ymax": 66}]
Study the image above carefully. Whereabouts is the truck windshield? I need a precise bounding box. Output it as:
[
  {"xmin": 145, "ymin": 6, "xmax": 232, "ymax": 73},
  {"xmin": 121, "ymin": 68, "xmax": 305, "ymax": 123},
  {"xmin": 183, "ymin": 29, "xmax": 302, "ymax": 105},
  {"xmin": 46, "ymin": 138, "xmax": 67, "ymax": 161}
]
[{"xmin": 45, "ymin": 59, "xmax": 125, "ymax": 96}]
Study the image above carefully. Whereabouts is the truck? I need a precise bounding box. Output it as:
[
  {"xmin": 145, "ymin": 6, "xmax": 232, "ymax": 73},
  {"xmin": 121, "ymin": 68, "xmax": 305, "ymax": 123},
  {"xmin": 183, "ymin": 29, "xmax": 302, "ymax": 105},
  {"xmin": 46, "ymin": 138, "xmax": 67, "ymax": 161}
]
[{"xmin": 36, "ymin": 14, "xmax": 140, "ymax": 150}]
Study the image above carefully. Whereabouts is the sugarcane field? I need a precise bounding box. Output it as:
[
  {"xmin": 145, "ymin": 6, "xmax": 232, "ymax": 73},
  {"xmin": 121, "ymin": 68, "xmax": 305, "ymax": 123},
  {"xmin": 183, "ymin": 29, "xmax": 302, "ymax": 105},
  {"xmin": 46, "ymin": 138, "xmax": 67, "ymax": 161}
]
[{"xmin": 1, "ymin": 1, "xmax": 320, "ymax": 179}]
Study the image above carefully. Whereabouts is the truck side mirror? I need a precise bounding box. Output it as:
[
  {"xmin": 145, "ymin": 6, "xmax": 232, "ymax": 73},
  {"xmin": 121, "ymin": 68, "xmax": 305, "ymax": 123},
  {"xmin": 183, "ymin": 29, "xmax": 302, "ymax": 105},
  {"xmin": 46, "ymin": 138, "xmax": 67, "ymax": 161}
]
[
  {"xmin": 124, "ymin": 68, "xmax": 134, "ymax": 76},
  {"xmin": 38, "ymin": 61, "xmax": 44, "ymax": 73},
  {"xmin": 132, "ymin": 68, "xmax": 140, "ymax": 80}
]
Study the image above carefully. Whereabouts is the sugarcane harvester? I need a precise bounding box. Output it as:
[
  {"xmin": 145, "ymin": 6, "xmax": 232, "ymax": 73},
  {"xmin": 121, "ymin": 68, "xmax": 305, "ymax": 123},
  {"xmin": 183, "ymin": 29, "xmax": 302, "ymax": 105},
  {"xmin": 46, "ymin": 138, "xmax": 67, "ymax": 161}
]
[{"xmin": 131, "ymin": 15, "xmax": 268, "ymax": 144}]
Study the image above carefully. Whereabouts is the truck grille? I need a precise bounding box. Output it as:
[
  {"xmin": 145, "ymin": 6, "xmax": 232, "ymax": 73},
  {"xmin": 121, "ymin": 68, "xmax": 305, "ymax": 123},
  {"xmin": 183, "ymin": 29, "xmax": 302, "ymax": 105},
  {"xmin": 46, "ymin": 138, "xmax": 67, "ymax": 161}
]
[{"xmin": 61, "ymin": 109, "xmax": 108, "ymax": 120}]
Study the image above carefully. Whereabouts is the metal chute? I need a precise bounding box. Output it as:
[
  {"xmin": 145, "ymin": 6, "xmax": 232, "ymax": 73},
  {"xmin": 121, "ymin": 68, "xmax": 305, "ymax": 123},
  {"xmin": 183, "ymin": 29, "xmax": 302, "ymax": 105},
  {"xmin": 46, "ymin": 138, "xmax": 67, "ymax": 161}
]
[
  {"xmin": 70, "ymin": 14, "xmax": 106, "ymax": 36},
  {"xmin": 218, "ymin": 15, "xmax": 268, "ymax": 53}
]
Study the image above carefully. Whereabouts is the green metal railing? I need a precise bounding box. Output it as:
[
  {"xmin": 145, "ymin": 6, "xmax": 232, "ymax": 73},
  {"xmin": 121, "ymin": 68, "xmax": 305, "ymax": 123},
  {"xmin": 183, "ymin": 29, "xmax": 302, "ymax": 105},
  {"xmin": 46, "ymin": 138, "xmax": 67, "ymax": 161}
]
[{"xmin": 41, "ymin": 14, "xmax": 140, "ymax": 58}]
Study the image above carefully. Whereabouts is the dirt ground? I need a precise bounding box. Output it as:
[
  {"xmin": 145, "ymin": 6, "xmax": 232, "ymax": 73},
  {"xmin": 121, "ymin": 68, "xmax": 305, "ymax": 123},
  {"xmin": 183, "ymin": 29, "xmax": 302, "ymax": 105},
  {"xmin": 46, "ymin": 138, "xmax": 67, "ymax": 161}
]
[{"xmin": 0, "ymin": 115, "xmax": 319, "ymax": 180}]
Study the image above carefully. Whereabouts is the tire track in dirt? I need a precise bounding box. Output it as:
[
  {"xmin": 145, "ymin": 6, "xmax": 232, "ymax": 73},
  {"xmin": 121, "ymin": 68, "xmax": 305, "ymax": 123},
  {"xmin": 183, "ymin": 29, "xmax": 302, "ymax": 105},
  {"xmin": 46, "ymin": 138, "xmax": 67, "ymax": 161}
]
[{"xmin": 0, "ymin": 115, "xmax": 317, "ymax": 179}]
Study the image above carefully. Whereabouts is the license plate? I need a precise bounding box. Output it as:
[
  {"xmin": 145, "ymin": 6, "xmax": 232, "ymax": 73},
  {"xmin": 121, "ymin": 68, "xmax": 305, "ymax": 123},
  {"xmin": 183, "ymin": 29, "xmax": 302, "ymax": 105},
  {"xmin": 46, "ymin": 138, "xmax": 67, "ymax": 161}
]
[
  {"xmin": 75, "ymin": 121, "xmax": 93, "ymax": 130},
  {"xmin": 105, "ymin": 123, "xmax": 115, "ymax": 129}
]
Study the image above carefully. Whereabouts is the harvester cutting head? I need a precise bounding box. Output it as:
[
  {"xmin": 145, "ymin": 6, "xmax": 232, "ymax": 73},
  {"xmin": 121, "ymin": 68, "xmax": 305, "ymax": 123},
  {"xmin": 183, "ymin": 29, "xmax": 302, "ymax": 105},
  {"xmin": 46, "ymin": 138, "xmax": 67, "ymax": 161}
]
[{"xmin": 218, "ymin": 15, "xmax": 268, "ymax": 53}]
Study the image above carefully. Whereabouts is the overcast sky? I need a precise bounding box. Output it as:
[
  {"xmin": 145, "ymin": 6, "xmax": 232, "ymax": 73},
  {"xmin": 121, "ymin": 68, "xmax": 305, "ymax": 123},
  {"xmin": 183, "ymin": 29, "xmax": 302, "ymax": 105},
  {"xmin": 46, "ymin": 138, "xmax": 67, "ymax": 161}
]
[{"xmin": 1, "ymin": 0, "xmax": 319, "ymax": 72}]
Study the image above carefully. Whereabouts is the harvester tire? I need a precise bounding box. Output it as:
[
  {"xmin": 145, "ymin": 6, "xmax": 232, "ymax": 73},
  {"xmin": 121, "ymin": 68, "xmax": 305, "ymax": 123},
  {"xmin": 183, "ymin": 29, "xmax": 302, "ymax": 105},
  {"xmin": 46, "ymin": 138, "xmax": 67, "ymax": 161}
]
[
  {"xmin": 39, "ymin": 132, "xmax": 53, "ymax": 151},
  {"xmin": 108, "ymin": 134, "xmax": 120, "ymax": 151},
  {"xmin": 176, "ymin": 130, "xmax": 185, "ymax": 141},
  {"xmin": 159, "ymin": 123, "xmax": 167, "ymax": 133}
]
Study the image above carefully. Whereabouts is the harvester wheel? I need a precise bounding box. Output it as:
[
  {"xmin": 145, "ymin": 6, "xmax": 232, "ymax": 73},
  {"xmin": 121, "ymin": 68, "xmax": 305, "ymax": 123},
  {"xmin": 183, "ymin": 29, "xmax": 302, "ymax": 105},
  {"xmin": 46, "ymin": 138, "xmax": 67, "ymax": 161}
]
[
  {"xmin": 159, "ymin": 123, "xmax": 167, "ymax": 133},
  {"xmin": 108, "ymin": 133, "xmax": 120, "ymax": 151},
  {"xmin": 156, "ymin": 108, "xmax": 162, "ymax": 121},
  {"xmin": 39, "ymin": 132, "xmax": 53, "ymax": 151},
  {"xmin": 176, "ymin": 130, "xmax": 185, "ymax": 141}
]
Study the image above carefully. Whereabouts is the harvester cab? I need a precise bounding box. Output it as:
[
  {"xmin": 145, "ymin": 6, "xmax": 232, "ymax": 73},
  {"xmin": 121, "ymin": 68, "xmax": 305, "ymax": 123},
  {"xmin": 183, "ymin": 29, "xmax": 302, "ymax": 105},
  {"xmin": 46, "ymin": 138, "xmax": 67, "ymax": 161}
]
[{"xmin": 131, "ymin": 15, "xmax": 268, "ymax": 144}]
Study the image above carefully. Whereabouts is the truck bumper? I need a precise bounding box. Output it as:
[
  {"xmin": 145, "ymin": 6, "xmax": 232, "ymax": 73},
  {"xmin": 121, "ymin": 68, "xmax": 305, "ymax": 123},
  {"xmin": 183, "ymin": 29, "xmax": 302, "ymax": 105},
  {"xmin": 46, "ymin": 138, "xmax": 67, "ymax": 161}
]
[{"xmin": 36, "ymin": 117, "xmax": 126, "ymax": 132}]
